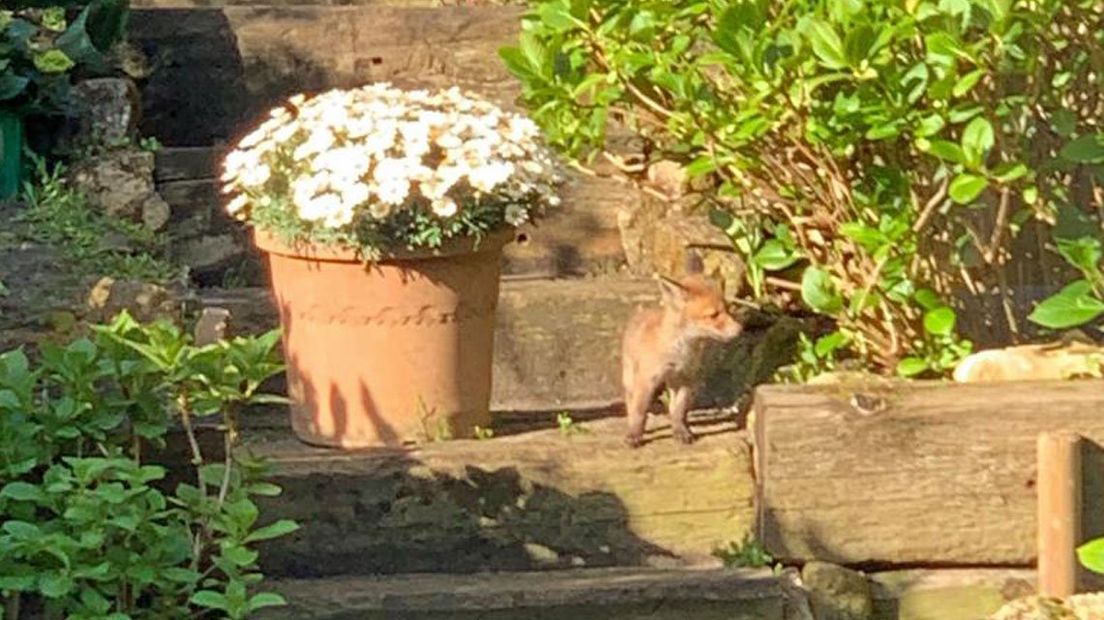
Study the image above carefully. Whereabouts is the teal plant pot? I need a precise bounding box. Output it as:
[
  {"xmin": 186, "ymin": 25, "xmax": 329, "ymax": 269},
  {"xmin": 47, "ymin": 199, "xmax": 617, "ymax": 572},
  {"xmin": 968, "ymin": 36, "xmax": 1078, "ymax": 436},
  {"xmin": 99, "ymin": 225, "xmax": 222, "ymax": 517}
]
[{"xmin": 0, "ymin": 111, "xmax": 23, "ymax": 200}]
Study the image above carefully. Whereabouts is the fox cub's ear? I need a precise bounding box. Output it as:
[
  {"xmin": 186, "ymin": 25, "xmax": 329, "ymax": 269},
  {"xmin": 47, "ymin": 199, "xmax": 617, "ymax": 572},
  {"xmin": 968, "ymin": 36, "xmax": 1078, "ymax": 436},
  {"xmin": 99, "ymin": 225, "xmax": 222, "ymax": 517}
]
[
  {"xmin": 658, "ymin": 276, "xmax": 687, "ymax": 308},
  {"xmin": 684, "ymin": 250, "xmax": 704, "ymax": 275}
]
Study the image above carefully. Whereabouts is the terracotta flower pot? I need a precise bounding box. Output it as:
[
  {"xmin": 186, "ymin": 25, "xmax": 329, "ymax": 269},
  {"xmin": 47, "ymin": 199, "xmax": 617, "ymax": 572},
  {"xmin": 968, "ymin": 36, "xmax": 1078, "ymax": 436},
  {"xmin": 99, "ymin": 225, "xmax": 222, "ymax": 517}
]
[{"xmin": 253, "ymin": 228, "xmax": 514, "ymax": 448}]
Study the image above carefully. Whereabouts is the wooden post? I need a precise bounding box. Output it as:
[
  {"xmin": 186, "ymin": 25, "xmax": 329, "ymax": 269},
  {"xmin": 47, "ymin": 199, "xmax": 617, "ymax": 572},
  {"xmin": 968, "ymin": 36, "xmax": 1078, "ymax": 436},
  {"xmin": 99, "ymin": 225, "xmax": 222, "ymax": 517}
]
[{"xmin": 1037, "ymin": 431, "xmax": 1083, "ymax": 598}]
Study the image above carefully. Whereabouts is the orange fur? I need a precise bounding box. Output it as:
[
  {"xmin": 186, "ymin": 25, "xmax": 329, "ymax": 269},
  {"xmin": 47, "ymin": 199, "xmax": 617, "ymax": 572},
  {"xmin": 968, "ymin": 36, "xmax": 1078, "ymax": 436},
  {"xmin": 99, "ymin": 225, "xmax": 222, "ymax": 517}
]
[{"xmin": 621, "ymin": 272, "xmax": 743, "ymax": 448}]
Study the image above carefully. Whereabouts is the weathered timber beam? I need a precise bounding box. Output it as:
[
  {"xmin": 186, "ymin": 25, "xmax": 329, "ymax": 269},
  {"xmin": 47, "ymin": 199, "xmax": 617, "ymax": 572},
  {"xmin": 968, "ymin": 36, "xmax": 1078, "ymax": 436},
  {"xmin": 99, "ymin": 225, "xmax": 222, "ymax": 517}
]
[{"xmin": 752, "ymin": 379, "xmax": 1104, "ymax": 567}]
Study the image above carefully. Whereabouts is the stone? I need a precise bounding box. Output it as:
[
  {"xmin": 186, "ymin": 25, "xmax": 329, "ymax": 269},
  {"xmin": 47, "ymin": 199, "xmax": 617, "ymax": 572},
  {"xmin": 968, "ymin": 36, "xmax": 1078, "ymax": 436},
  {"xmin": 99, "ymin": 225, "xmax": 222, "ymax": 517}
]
[
  {"xmin": 141, "ymin": 193, "xmax": 172, "ymax": 231},
  {"xmin": 953, "ymin": 341, "xmax": 1104, "ymax": 383},
  {"xmin": 193, "ymin": 307, "xmax": 231, "ymax": 346},
  {"xmin": 70, "ymin": 78, "xmax": 140, "ymax": 148},
  {"xmin": 618, "ymin": 193, "xmax": 746, "ymax": 296},
  {"xmin": 801, "ymin": 562, "xmax": 873, "ymax": 620},
  {"xmin": 871, "ymin": 569, "xmax": 1033, "ymax": 620},
  {"xmin": 86, "ymin": 276, "xmax": 178, "ymax": 323},
  {"xmin": 776, "ymin": 567, "xmax": 815, "ymax": 620},
  {"xmin": 523, "ymin": 542, "xmax": 561, "ymax": 567},
  {"xmin": 990, "ymin": 593, "xmax": 1104, "ymax": 620},
  {"xmin": 171, "ymin": 234, "xmax": 245, "ymax": 278},
  {"xmin": 67, "ymin": 148, "xmax": 170, "ymax": 231}
]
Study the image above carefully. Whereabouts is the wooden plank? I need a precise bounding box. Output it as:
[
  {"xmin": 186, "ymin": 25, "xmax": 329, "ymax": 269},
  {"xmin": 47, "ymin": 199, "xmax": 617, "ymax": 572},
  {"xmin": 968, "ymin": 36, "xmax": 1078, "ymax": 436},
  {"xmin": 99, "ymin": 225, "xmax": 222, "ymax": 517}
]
[
  {"xmin": 752, "ymin": 379, "xmax": 1104, "ymax": 566},
  {"xmin": 245, "ymin": 415, "xmax": 756, "ymax": 577},
  {"xmin": 1037, "ymin": 432, "xmax": 1083, "ymax": 598},
  {"xmin": 155, "ymin": 146, "xmax": 223, "ymax": 182},
  {"xmin": 258, "ymin": 567, "xmax": 784, "ymax": 620}
]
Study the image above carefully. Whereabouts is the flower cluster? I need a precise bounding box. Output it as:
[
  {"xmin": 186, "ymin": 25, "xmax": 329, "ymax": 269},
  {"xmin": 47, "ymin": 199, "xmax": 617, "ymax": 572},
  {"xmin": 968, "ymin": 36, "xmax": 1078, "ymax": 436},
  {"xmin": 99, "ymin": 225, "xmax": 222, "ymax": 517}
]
[{"xmin": 221, "ymin": 83, "xmax": 563, "ymax": 251}]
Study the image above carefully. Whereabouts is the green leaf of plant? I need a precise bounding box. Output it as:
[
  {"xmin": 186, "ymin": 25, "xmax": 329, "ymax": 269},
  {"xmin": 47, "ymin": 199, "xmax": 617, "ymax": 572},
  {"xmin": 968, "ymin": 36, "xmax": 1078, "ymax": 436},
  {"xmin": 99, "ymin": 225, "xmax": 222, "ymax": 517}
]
[
  {"xmin": 1078, "ymin": 538, "xmax": 1104, "ymax": 574},
  {"xmin": 923, "ymin": 306, "xmax": 956, "ymax": 336},
  {"xmin": 1061, "ymin": 134, "xmax": 1104, "ymax": 164},
  {"xmin": 191, "ymin": 590, "xmax": 229, "ymax": 611},
  {"xmin": 961, "ymin": 117, "xmax": 994, "ymax": 167},
  {"xmin": 1028, "ymin": 281, "xmax": 1104, "ymax": 329},
  {"xmin": 1056, "ymin": 237, "xmax": 1103, "ymax": 276},
  {"xmin": 221, "ymin": 544, "xmax": 259, "ymax": 567},
  {"xmin": 3, "ymin": 520, "xmax": 41, "ymax": 540},
  {"xmin": 915, "ymin": 114, "xmax": 945, "ymax": 137},
  {"xmin": 800, "ymin": 267, "xmax": 844, "ymax": 315},
  {"xmin": 1, "ymin": 481, "xmax": 44, "ymax": 502},
  {"xmin": 33, "ymin": 49, "xmax": 75, "ymax": 74},
  {"xmin": 949, "ymin": 173, "xmax": 988, "ymax": 204},
  {"xmin": 0, "ymin": 575, "xmax": 35, "ymax": 591},
  {"xmin": 244, "ymin": 519, "xmax": 299, "ymax": 544},
  {"xmin": 804, "ymin": 18, "xmax": 849, "ymax": 69},
  {"xmin": 924, "ymin": 139, "xmax": 965, "ymax": 164},
  {"xmin": 753, "ymin": 240, "xmax": 800, "ymax": 271},
  {"xmin": 951, "ymin": 69, "xmax": 984, "ymax": 97},
  {"xmin": 0, "ymin": 72, "xmax": 30, "ymax": 100},
  {"xmin": 992, "ymin": 162, "xmax": 1028, "ymax": 183},
  {"xmin": 248, "ymin": 592, "xmax": 288, "ymax": 612},
  {"xmin": 813, "ymin": 331, "xmax": 848, "ymax": 357},
  {"xmin": 538, "ymin": 2, "xmax": 583, "ymax": 31},
  {"xmin": 896, "ymin": 357, "xmax": 929, "ymax": 377},
  {"xmin": 913, "ymin": 288, "xmax": 943, "ymax": 311},
  {"xmin": 38, "ymin": 573, "xmax": 74, "ymax": 598}
]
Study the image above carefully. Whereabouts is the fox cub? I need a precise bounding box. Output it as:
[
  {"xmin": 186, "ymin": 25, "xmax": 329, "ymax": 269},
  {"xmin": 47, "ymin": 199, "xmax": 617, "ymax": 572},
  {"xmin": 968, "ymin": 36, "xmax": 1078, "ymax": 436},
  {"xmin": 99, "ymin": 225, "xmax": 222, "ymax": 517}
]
[{"xmin": 621, "ymin": 254, "xmax": 743, "ymax": 448}]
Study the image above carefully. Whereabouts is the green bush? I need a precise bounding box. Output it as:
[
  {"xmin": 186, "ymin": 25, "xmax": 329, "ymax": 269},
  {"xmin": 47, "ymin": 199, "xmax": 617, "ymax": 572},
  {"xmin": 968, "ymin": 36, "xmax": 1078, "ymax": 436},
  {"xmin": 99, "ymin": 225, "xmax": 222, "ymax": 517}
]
[
  {"xmin": 0, "ymin": 312, "xmax": 295, "ymax": 619},
  {"xmin": 503, "ymin": 0, "xmax": 1104, "ymax": 375},
  {"xmin": 1, "ymin": 1, "xmax": 130, "ymax": 116}
]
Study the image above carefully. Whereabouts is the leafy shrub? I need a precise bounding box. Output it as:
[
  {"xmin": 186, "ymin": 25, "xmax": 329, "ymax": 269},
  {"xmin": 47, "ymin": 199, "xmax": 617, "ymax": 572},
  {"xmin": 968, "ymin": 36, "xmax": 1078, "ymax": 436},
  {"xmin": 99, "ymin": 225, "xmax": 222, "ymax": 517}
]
[
  {"xmin": 503, "ymin": 0, "xmax": 1104, "ymax": 375},
  {"xmin": 0, "ymin": 312, "xmax": 295, "ymax": 619},
  {"xmin": 1, "ymin": 1, "xmax": 130, "ymax": 116}
]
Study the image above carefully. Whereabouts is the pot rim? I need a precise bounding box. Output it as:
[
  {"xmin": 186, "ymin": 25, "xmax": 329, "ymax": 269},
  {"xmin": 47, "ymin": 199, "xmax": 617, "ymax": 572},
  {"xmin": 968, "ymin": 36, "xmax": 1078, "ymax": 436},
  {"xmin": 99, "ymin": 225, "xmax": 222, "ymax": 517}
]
[{"xmin": 252, "ymin": 226, "xmax": 517, "ymax": 263}]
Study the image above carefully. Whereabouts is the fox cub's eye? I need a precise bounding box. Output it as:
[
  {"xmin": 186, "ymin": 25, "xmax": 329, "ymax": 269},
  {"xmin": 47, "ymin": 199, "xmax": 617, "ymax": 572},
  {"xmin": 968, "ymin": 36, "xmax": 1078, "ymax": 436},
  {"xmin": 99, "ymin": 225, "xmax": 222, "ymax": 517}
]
[{"xmin": 708, "ymin": 310, "xmax": 722, "ymax": 319}]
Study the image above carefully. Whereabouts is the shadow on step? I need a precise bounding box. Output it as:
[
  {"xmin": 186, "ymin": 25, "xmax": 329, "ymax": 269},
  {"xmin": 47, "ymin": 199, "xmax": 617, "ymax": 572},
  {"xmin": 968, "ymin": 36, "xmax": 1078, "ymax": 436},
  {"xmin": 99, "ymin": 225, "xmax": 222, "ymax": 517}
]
[{"xmin": 256, "ymin": 455, "xmax": 678, "ymax": 579}]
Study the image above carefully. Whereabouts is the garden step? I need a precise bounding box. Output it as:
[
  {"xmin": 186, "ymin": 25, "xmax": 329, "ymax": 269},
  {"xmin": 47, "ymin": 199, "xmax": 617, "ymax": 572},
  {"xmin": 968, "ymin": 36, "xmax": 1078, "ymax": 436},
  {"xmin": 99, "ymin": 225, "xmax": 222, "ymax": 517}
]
[
  {"xmin": 240, "ymin": 414, "xmax": 755, "ymax": 578},
  {"xmin": 256, "ymin": 567, "xmax": 787, "ymax": 620},
  {"xmin": 155, "ymin": 147, "xmax": 627, "ymax": 278},
  {"xmin": 198, "ymin": 277, "xmax": 660, "ymax": 412}
]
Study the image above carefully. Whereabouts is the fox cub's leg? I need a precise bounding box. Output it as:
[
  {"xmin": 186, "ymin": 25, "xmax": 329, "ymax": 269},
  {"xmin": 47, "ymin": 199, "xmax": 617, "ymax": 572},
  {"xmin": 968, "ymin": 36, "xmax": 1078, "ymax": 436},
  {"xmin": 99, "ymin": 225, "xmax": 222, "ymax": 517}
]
[
  {"xmin": 668, "ymin": 385, "xmax": 696, "ymax": 445},
  {"xmin": 625, "ymin": 375, "xmax": 661, "ymax": 449}
]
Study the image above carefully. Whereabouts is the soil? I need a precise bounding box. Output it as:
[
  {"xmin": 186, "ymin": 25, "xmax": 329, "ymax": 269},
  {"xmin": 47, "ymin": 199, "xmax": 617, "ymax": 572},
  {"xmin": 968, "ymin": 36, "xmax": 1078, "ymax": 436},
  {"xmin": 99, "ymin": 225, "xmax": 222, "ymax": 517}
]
[{"xmin": 0, "ymin": 201, "xmax": 96, "ymax": 353}]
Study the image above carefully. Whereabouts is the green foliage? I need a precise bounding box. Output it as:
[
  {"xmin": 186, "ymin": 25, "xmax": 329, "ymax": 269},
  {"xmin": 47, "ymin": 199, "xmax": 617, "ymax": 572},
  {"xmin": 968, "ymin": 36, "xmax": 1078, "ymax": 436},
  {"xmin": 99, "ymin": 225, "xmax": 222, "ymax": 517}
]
[
  {"xmin": 1, "ymin": 1, "xmax": 131, "ymax": 115},
  {"xmin": 713, "ymin": 534, "xmax": 774, "ymax": 569},
  {"xmin": 0, "ymin": 312, "xmax": 293, "ymax": 619},
  {"xmin": 472, "ymin": 425, "xmax": 495, "ymax": 440},
  {"xmin": 776, "ymin": 331, "xmax": 848, "ymax": 383},
  {"xmin": 556, "ymin": 411, "xmax": 587, "ymax": 437},
  {"xmin": 504, "ymin": 0, "xmax": 1104, "ymax": 375},
  {"xmin": 18, "ymin": 155, "xmax": 179, "ymax": 283}
]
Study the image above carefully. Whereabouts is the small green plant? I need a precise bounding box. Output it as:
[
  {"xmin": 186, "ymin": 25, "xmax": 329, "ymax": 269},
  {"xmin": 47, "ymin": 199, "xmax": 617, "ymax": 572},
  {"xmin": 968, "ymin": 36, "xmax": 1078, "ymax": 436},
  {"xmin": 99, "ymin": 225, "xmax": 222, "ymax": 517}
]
[
  {"xmin": 472, "ymin": 425, "xmax": 495, "ymax": 440},
  {"xmin": 18, "ymin": 155, "xmax": 178, "ymax": 283},
  {"xmin": 416, "ymin": 397, "xmax": 453, "ymax": 443},
  {"xmin": 0, "ymin": 311, "xmax": 294, "ymax": 619},
  {"xmin": 556, "ymin": 411, "xmax": 588, "ymax": 437},
  {"xmin": 776, "ymin": 332, "xmax": 848, "ymax": 384},
  {"xmin": 1029, "ymin": 226, "xmax": 1104, "ymax": 330},
  {"xmin": 713, "ymin": 534, "xmax": 774, "ymax": 569}
]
